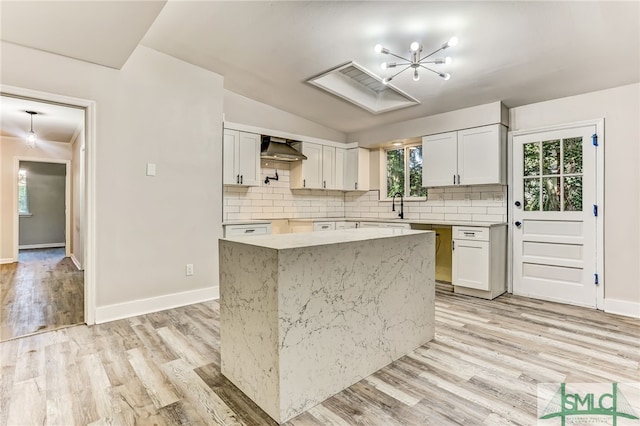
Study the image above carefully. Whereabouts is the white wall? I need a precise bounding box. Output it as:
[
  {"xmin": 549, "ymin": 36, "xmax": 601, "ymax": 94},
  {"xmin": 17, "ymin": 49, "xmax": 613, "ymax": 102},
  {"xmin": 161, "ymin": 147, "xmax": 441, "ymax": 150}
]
[
  {"xmin": 509, "ymin": 83, "xmax": 640, "ymax": 311},
  {"xmin": 1, "ymin": 42, "xmax": 224, "ymax": 320},
  {"xmin": 348, "ymin": 101, "xmax": 508, "ymax": 147},
  {"xmin": 0, "ymin": 136, "xmax": 72, "ymax": 262},
  {"xmin": 224, "ymin": 90, "xmax": 347, "ymax": 143}
]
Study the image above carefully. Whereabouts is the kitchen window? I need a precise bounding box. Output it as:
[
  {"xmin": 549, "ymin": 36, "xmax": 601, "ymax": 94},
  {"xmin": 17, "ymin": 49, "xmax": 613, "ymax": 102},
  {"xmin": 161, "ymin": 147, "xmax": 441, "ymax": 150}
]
[
  {"xmin": 384, "ymin": 144, "xmax": 427, "ymax": 199},
  {"xmin": 18, "ymin": 169, "xmax": 31, "ymax": 215}
]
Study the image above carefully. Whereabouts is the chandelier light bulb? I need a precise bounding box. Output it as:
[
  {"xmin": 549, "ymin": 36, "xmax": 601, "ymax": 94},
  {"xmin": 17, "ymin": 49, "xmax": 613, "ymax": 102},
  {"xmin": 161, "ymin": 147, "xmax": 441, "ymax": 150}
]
[
  {"xmin": 447, "ymin": 36, "xmax": 459, "ymax": 48},
  {"xmin": 413, "ymin": 70, "xmax": 420, "ymax": 81},
  {"xmin": 445, "ymin": 56, "xmax": 452, "ymax": 64},
  {"xmin": 375, "ymin": 44, "xmax": 389, "ymax": 54},
  {"xmin": 440, "ymin": 72, "xmax": 451, "ymax": 80},
  {"xmin": 381, "ymin": 62, "xmax": 388, "ymax": 70},
  {"xmin": 410, "ymin": 42, "xmax": 421, "ymax": 52},
  {"xmin": 382, "ymin": 77, "xmax": 391, "ymax": 85}
]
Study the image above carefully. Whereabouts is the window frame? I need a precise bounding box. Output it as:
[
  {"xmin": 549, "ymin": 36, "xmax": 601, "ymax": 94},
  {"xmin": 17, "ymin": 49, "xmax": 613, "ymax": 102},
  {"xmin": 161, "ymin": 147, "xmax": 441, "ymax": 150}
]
[{"xmin": 381, "ymin": 143, "xmax": 428, "ymax": 201}]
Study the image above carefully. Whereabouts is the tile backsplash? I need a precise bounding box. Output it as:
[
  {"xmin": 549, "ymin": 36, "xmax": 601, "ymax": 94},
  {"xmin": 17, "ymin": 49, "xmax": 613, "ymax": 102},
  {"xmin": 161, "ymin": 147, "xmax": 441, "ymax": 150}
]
[
  {"xmin": 223, "ymin": 161, "xmax": 507, "ymax": 223},
  {"xmin": 223, "ymin": 161, "xmax": 345, "ymax": 221}
]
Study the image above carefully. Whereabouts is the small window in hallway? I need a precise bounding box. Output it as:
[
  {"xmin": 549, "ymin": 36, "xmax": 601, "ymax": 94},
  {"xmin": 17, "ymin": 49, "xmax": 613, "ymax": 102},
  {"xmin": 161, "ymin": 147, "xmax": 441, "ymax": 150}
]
[{"xmin": 18, "ymin": 169, "xmax": 30, "ymax": 215}]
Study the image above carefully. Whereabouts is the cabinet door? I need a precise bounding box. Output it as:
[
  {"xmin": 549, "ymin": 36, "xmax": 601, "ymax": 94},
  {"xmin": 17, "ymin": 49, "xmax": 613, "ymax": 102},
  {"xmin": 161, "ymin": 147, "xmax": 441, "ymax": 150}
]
[
  {"xmin": 345, "ymin": 148, "xmax": 358, "ymax": 191},
  {"xmin": 457, "ymin": 124, "xmax": 505, "ymax": 185},
  {"xmin": 422, "ymin": 132, "xmax": 458, "ymax": 187},
  {"xmin": 303, "ymin": 142, "xmax": 323, "ymax": 188},
  {"xmin": 334, "ymin": 148, "xmax": 346, "ymax": 190},
  {"xmin": 223, "ymin": 129, "xmax": 240, "ymax": 185},
  {"xmin": 237, "ymin": 132, "xmax": 261, "ymax": 186},
  {"xmin": 322, "ymin": 145, "xmax": 335, "ymax": 189},
  {"xmin": 452, "ymin": 239, "xmax": 490, "ymax": 290}
]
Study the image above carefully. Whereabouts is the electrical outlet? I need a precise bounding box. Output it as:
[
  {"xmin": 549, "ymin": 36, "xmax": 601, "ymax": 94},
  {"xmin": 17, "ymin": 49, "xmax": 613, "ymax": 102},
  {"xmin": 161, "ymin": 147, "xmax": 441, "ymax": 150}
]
[
  {"xmin": 464, "ymin": 193, "xmax": 471, "ymax": 204},
  {"xmin": 185, "ymin": 264, "xmax": 194, "ymax": 276},
  {"xmin": 494, "ymin": 193, "xmax": 505, "ymax": 202}
]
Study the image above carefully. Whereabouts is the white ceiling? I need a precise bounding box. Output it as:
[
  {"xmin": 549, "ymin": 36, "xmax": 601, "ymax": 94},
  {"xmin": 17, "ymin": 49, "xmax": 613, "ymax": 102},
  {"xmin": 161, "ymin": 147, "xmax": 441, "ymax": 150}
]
[
  {"xmin": 1, "ymin": 1, "xmax": 638, "ymax": 137},
  {"xmin": 0, "ymin": 96, "xmax": 84, "ymax": 143}
]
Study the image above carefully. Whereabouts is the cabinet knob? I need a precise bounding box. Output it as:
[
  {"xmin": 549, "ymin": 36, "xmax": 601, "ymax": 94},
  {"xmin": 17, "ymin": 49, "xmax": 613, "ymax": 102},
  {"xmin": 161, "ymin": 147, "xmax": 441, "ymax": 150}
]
[
  {"xmin": 514, "ymin": 221, "xmax": 522, "ymax": 228},
  {"xmin": 515, "ymin": 201, "xmax": 522, "ymax": 207}
]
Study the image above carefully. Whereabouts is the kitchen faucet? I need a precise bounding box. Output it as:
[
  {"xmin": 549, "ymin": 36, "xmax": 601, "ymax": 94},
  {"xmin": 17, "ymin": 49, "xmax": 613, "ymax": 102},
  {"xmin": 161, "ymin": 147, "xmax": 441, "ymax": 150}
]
[{"xmin": 392, "ymin": 192, "xmax": 404, "ymax": 219}]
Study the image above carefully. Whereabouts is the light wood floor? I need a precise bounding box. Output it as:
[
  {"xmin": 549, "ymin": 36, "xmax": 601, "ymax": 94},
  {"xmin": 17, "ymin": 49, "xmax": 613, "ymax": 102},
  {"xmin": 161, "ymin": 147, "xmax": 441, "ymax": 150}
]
[
  {"xmin": 0, "ymin": 248, "xmax": 84, "ymax": 342},
  {"xmin": 1, "ymin": 285, "xmax": 638, "ymax": 425}
]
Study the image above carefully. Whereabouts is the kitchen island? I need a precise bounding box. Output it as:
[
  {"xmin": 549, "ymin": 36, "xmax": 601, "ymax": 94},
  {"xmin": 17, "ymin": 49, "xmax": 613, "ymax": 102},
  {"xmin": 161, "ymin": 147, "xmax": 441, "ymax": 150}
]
[{"xmin": 219, "ymin": 228, "xmax": 435, "ymax": 423}]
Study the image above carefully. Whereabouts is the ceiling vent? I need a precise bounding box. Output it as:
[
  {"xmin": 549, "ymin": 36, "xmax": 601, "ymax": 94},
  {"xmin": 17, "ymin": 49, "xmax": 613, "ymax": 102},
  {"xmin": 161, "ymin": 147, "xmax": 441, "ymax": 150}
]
[{"xmin": 307, "ymin": 61, "xmax": 419, "ymax": 114}]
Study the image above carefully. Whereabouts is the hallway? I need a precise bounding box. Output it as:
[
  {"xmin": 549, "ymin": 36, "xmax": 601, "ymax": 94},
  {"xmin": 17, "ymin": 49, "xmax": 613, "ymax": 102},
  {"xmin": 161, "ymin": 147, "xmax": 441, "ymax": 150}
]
[{"xmin": 0, "ymin": 248, "xmax": 84, "ymax": 341}]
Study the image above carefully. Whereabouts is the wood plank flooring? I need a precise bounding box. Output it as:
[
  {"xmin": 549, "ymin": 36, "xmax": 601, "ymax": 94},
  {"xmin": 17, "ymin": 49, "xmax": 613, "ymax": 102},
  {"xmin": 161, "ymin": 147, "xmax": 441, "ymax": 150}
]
[
  {"xmin": 0, "ymin": 248, "xmax": 84, "ymax": 341},
  {"xmin": 1, "ymin": 285, "xmax": 638, "ymax": 425}
]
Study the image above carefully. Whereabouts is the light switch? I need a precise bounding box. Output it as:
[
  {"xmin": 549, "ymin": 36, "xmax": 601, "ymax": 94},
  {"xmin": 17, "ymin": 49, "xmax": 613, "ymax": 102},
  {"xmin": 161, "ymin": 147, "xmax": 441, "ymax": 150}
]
[{"xmin": 146, "ymin": 163, "xmax": 156, "ymax": 176}]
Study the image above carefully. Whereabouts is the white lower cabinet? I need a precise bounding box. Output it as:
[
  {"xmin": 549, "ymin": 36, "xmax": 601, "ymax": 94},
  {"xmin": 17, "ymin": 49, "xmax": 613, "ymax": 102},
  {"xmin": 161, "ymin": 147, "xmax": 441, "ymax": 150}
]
[
  {"xmin": 224, "ymin": 223, "xmax": 272, "ymax": 237},
  {"xmin": 335, "ymin": 221, "xmax": 357, "ymax": 230},
  {"xmin": 358, "ymin": 221, "xmax": 410, "ymax": 229},
  {"xmin": 313, "ymin": 221, "xmax": 335, "ymax": 231},
  {"xmin": 452, "ymin": 225, "xmax": 506, "ymax": 299}
]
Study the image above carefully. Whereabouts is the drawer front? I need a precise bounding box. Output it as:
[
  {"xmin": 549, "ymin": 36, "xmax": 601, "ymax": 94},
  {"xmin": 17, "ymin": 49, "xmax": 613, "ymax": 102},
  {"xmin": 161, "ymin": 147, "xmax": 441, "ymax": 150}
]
[
  {"xmin": 335, "ymin": 221, "xmax": 357, "ymax": 230},
  {"xmin": 313, "ymin": 221, "xmax": 335, "ymax": 231},
  {"xmin": 453, "ymin": 226, "xmax": 489, "ymax": 241},
  {"xmin": 224, "ymin": 224, "xmax": 271, "ymax": 237}
]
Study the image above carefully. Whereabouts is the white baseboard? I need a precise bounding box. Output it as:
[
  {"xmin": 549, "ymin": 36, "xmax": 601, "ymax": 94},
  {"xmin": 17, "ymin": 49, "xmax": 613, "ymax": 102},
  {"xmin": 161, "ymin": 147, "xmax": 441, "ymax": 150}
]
[
  {"xmin": 0, "ymin": 258, "xmax": 16, "ymax": 264},
  {"xmin": 19, "ymin": 243, "xmax": 66, "ymax": 250},
  {"xmin": 70, "ymin": 254, "xmax": 83, "ymax": 271},
  {"xmin": 604, "ymin": 298, "xmax": 640, "ymax": 319},
  {"xmin": 95, "ymin": 286, "xmax": 219, "ymax": 324}
]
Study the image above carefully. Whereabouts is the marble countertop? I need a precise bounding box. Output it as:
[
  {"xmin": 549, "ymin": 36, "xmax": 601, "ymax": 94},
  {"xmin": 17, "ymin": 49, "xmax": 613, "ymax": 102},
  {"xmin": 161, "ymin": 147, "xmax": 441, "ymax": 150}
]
[
  {"xmin": 227, "ymin": 217, "xmax": 507, "ymax": 227},
  {"xmin": 222, "ymin": 220, "xmax": 273, "ymax": 226},
  {"xmin": 222, "ymin": 228, "xmax": 430, "ymax": 250}
]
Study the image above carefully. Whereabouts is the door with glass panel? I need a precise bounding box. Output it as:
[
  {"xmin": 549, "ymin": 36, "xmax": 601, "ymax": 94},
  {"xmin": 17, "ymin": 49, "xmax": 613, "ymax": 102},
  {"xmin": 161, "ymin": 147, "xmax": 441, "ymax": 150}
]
[{"xmin": 512, "ymin": 125, "xmax": 598, "ymax": 308}]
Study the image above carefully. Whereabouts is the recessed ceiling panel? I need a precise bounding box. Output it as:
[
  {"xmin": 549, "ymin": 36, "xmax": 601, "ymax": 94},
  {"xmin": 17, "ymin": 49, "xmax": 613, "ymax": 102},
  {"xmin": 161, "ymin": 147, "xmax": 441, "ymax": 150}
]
[{"xmin": 308, "ymin": 62, "xmax": 419, "ymax": 114}]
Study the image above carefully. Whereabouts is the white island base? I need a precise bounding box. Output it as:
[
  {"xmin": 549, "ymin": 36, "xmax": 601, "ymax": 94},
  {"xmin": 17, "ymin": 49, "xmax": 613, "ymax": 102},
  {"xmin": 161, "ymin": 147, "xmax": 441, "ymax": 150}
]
[{"xmin": 219, "ymin": 228, "xmax": 435, "ymax": 424}]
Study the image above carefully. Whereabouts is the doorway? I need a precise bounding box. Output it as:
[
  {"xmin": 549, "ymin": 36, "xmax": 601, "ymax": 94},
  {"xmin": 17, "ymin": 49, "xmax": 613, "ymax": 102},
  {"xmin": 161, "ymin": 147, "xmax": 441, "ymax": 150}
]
[
  {"xmin": 0, "ymin": 90, "xmax": 92, "ymax": 340},
  {"xmin": 511, "ymin": 121, "xmax": 604, "ymax": 309}
]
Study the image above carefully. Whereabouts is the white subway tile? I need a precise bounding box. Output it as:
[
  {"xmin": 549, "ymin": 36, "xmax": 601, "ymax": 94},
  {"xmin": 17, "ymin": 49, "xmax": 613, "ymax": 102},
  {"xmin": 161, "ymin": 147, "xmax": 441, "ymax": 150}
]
[
  {"xmin": 457, "ymin": 206, "xmax": 488, "ymax": 214},
  {"xmin": 444, "ymin": 213, "xmax": 473, "ymax": 221}
]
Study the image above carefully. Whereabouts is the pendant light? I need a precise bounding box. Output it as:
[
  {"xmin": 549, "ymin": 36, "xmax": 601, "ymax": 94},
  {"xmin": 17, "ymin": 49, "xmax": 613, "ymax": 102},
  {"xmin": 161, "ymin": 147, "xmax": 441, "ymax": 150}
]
[{"xmin": 25, "ymin": 111, "xmax": 38, "ymax": 148}]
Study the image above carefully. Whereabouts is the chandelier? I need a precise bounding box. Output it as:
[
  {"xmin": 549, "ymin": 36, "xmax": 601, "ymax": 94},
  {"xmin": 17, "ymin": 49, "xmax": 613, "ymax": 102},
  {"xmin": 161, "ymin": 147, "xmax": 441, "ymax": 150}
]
[{"xmin": 374, "ymin": 36, "xmax": 458, "ymax": 84}]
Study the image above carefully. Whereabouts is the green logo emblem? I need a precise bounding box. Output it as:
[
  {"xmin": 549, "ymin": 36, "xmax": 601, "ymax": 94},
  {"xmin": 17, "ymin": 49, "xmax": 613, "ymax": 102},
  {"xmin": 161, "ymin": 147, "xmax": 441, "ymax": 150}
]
[{"xmin": 540, "ymin": 383, "xmax": 639, "ymax": 425}]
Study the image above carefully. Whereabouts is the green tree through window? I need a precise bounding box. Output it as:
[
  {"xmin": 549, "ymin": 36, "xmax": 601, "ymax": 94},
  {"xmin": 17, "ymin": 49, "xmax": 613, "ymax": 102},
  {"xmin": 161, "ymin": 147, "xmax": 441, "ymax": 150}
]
[{"xmin": 386, "ymin": 146, "xmax": 427, "ymax": 198}]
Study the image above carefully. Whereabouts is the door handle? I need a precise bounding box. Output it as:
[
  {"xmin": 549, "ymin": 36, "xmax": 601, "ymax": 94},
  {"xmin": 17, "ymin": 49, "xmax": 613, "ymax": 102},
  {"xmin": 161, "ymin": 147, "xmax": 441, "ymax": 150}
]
[
  {"xmin": 236, "ymin": 174, "xmax": 240, "ymax": 184},
  {"xmin": 514, "ymin": 221, "xmax": 522, "ymax": 228},
  {"xmin": 240, "ymin": 175, "xmax": 243, "ymax": 184},
  {"xmin": 515, "ymin": 201, "xmax": 522, "ymax": 207}
]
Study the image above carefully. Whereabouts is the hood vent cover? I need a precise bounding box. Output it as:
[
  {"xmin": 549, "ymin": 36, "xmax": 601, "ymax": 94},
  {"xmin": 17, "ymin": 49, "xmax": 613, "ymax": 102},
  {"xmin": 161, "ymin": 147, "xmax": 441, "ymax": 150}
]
[{"xmin": 261, "ymin": 136, "xmax": 307, "ymax": 162}]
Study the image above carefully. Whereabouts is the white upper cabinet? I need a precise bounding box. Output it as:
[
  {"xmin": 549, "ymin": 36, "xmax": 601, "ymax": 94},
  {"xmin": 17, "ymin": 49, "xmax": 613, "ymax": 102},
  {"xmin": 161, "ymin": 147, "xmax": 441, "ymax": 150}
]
[
  {"xmin": 291, "ymin": 143, "xmax": 346, "ymax": 190},
  {"xmin": 422, "ymin": 131, "xmax": 458, "ymax": 187},
  {"xmin": 344, "ymin": 147, "xmax": 370, "ymax": 191},
  {"xmin": 422, "ymin": 124, "xmax": 507, "ymax": 187},
  {"xmin": 457, "ymin": 125, "xmax": 506, "ymax": 185},
  {"xmin": 223, "ymin": 129, "xmax": 261, "ymax": 186},
  {"xmin": 291, "ymin": 142, "xmax": 322, "ymax": 189},
  {"xmin": 322, "ymin": 145, "xmax": 336, "ymax": 189}
]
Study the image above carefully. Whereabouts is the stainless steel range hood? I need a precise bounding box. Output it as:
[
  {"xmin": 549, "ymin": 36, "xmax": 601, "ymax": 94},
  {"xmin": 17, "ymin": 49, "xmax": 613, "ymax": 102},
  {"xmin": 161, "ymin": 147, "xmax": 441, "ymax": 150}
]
[{"xmin": 261, "ymin": 136, "xmax": 307, "ymax": 162}]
